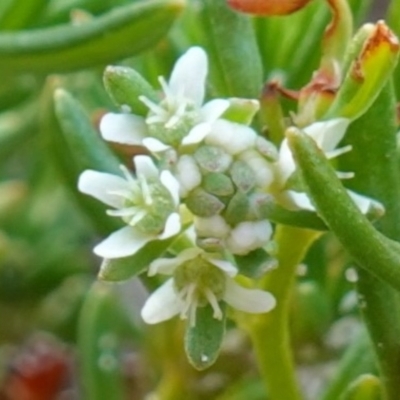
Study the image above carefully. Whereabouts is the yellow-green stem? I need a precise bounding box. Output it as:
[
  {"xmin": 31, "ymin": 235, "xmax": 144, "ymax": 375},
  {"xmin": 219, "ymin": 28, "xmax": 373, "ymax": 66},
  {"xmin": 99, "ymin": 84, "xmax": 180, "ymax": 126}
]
[{"xmin": 243, "ymin": 225, "xmax": 320, "ymax": 400}]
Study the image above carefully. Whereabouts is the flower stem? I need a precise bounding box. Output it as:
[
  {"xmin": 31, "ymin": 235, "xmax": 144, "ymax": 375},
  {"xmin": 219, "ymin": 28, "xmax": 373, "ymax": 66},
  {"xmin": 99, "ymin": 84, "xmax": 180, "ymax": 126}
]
[{"xmin": 244, "ymin": 225, "xmax": 320, "ymax": 400}]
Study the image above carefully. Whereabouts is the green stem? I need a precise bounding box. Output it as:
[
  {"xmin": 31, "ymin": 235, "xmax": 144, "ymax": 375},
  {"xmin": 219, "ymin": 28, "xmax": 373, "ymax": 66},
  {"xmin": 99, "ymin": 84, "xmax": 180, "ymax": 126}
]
[{"xmin": 244, "ymin": 225, "xmax": 319, "ymax": 400}]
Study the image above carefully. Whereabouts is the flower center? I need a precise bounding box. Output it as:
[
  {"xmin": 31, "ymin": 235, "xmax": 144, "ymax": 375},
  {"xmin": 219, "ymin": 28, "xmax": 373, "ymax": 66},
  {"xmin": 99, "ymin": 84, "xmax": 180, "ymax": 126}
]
[
  {"xmin": 107, "ymin": 167, "xmax": 175, "ymax": 235},
  {"xmin": 173, "ymin": 256, "xmax": 227, "ymax": 325}
]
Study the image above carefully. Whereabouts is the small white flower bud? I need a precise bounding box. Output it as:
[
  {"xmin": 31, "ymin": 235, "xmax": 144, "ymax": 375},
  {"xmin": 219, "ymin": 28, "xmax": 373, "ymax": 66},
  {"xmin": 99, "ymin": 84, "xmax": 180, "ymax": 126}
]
[
  {"xmin": 206, "ymin": 119, "xmax": 257, "ymax": 155},
  {"xmin": 176, "ymin": 155, "xmax": 202, "ymax": 197},
  {"xmin": 226, "ymin": 220, "xmax": 272, "ymax": 255},
  {"xmin": 194, "ymin": 215, "xmax": 231, "ymax": 238}
]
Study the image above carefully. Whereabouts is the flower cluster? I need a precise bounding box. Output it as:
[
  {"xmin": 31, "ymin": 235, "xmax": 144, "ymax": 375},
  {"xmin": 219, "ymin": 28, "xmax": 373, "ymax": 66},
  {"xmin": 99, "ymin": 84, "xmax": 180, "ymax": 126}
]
[{"xmin": 78, "ymin": 47, "xmax": 376, "ymax": 327}]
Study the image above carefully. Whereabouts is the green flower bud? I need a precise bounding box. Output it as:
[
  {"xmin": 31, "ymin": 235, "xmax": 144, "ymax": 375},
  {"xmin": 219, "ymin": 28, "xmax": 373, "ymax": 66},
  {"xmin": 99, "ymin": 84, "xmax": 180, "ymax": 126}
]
[
  {"xmin": 230, "ymin": 160, "xmax": 256, "ymax": 193},
  {"xmin": 202, "ymin": 173, "xmax": 234, "ymax": 197},
  {"xmin": 194, "ymin": 145, "xmax": 232, "ymax": 173},
  {"xmin": 103, "ymin": 66, "xmax": 158, "ymax": 116},
  {"xmin": 186, "ymin": 188, "xmax": 225, "ymax": 217},
  {"xmin": 224, "ymin": 191, "xmax": 250, "ymax": 225}
]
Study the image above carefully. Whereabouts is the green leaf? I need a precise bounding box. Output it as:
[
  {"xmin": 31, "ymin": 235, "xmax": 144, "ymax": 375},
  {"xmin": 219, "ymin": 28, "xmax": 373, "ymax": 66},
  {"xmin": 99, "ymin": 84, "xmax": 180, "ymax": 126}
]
[
  {"xmin": 77, "ymin": 283, "xmax": 127, "ymax": 400},
  {"xmin": 0, "ymin": 0, "xmax": 184, "ymax": 74},
  {"xmin": 338, "ymin": 83, "xmax": 400, "ymax": 400},
  {"xmin": 322, "ymin": 330, "xmax": 377, "ymax": 400},
  {"xmin": 324, "ymin": 22, "xmax": 400, "ymax": 120},
  {"xmin": 47, "ymin": 85, "xmax": 121, "ymax": 234},
  {"xmin": 290, "ymin": 281, "xmax": 331, "ymax": 345},
  {"xmin": 103, "ymin": 66, "xmax": 158, "ymax": 116},
  {"xmin": 0, "ymin": 0, "xmax": 47, "ymax": 30},
  {"xmin": 387, "ymin": 0, "xmax": 400, "ymax": 98},
  {"xmin": 54, "ymin": 88, "xmax": 121, "ymax": 176},
  {"xmin": 286, "ymin": 127, "xmax": 400, "ymax": 292},
  {"xmin": 184, "ymin": 303, "xmax": 226, "ymax": 370},
  {"xmin": 197, "ymin": 0, "xmax": 263, "ymax": 98},
  {"xmin": 252, "ymin": 193, "xmax": 328, "ymax": 231},
  {"xmin": 99, "ymin": 236, "xmax": 177, "ymax": 282},
  {"xmin": 339, "ymin": 375, "xmax": 382, "ymax": 400}
]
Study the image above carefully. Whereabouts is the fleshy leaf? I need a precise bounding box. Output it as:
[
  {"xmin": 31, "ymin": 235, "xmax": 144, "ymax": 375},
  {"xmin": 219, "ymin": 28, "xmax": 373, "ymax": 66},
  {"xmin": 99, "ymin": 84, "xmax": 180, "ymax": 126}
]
[
  {"xmin": 197, "ymin": 0, "xmax": 263, "ymax": 98},
  {"xmin": 325, "ymin": 21, "xmax": 400, "ymax": 120},
  {"xmin": 184, "ymin": 303, "xmax": 226, "ymax": 370},
  {"xmin": 0, "ymin": 0, "xmax": 184, "ymax": 74},
  {"xmin": 286, "ymin": 127, "xmax": 400, "ymax": 292},
  {"xmin": 103, "ymin": 66, "xmax": 158, "ymax": 116},
  {"xmin": 77, "ymin": 283, "xmax": 128, "ymax": 400}
]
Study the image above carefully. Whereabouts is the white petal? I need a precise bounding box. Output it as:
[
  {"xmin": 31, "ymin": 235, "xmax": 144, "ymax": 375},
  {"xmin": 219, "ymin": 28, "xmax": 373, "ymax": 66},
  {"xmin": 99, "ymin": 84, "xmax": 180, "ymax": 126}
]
[
  {"xmin": 223, "ymin": 278, "xmax": 276, "ymax": 313},
  {"xmin": 134, "ymin": 155, "xmax": 159, "ymax": 180},
  {"xmin": 169, "ymin": 47, "xmax": 208, "ymax": 106},
  {"xmin": 182, "ymin": 122, "xmax": 211, "ymax": 146},
  {"xmin": 160, "ymin": 170, "xmax": 180, "ymax": 206},
  {"xmin": 141, "ymin": 279, "xmax": 183, "ymax": 324},
  {"xmin": 149, "ymin": 247, "xmax": 202, "ymax": 276},
  {"xmin": 304, "ymin": 118, "xmax": 350, "ymax": 151},
  {"xmin": 175, "ymin": 155, "xmax": 202, "ymax": 196},
  {"xmin": 78, "ymin": 170, "xmax": 127, "ymax": 208},
  {"xmin": 276, "ymin": 138, "xmax": 296, "ymax": 184},
  {"xmin": 158, "ymin": 213, "xmax": 181, "ymax": 240},
  {"xmin": 100, "ymin": 113, "xmax": 147, "ymax": 145},
  {"xmin": 142, "ymin": 137, "xmax": 171, "ymax": 152},
  {"xmin": 148, "ymin": 258, "xmax": 179, "ymax": 276},
  {"xmin": 201, "ymin": 99, "xmax": 230, "ymax": 122},
  {"xmin": 206, "ymin": 119, "xmax": 257, "ymax": 155},
  {"xmin": 286, "ymin": 190, "xmax": 315, "ymax": 211},
  {"xmin": 207, "ymin": 258, "xmax": 237, "ymax": 277},
  {"xmin": 347, "ymin": 190, "xmax": 383, "ymax": 215},
  {"xmin": 94, "ymin": 226, "xmax": 152, "ymax": 258}
]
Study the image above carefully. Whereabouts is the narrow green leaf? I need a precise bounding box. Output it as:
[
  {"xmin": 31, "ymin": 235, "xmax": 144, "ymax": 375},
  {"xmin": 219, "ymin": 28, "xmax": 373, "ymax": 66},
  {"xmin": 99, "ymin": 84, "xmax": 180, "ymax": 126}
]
[
  {"xmin": 322, "ymin": 330, "xmax": 377, "ymax": 400},
  {"xmin": 0, "ymin": 0, "xmax": 184, "ymax": 74},
  {"xmin": 324, "ymin": 22, "xmax": 400, "ymax": 120},
  {"xmin": 388, "ymin": 0, "xmax": 400, "ymax": 98},
  {"xmin": 339, "ymin": 83, "xmax": 400, "ymax": 400},
  {"xmin": 286, "ymin": 128, "xmax": 400, "ymax": 292},
  {"xmin": 185, "ymin": 303, "xmax": 226, "ymax": 370},
  {"xmin": 198, "ymin": 0, "xmax": 263, "ymax": 98},
  {"xmin": 54, "ymin": 89, "xmax": 120, "ymax": 175},
  {"xmin": 77, "ymin": 283, "xmax": 127, "ymax": 400},
  {"xmin": 339, "ymin": 375, "xmax": 382, "ymax": 400},
  {"xmin": 47, "ymin": 85, "xmax": 121, "ymax": 234},
  {"xmin": 0, "ymin": 0, "xmax": 47, "ymax": 30},
  {"xmin": 253, "ymin": 194, "xmax": 328, "ymax": 231},
  {"xmin": 290, "ymin": 281, "xmax": 331, "ymax": 345}
]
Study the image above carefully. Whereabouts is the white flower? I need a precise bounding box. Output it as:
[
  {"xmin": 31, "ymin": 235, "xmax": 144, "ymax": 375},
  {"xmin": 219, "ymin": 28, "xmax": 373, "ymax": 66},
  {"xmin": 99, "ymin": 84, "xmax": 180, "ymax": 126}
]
[
  {"xmin": 100, "ymin": 47, "xmax": 229, "ymax": 152},
  {"xmin": 275, "ymin": 118, "xmax": 381, "ymax": 213},
  {"xmin": 78, "ymin": 155, "xmax": 181, "ymax": 259},
  {"xmin": 141, "ymin": 248, "xmax": 276, "ymax": 326}
]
